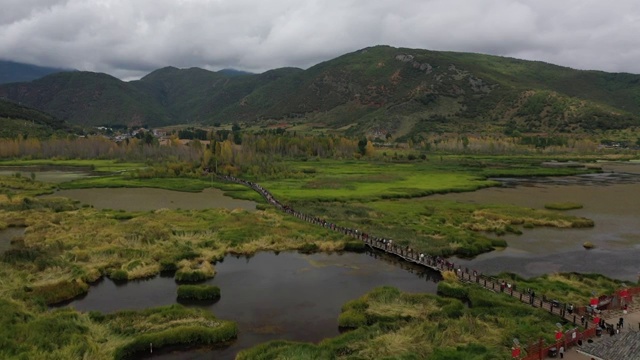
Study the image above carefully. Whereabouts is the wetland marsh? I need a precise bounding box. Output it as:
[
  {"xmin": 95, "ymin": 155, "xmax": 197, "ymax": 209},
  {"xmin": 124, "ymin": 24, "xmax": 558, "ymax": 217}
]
[
  {"xmin": 437, "ymin": 164, "xmax": 640, "ymax": 281},
  {"xmin": 64, "ymin": 251, "xmax": 441, "ymax": 359},
  {"xmin": 1, "ymin": 157, "xmax": 639, "ymax": 359}
]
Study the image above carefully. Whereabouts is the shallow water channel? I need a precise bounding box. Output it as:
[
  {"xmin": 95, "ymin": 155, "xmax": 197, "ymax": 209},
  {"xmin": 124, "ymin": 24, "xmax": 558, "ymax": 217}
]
[
  {"xmin": 63, "ymin": 251, "xmax": 441, "ymax": 359},
  {"xmin": 436, "ymin": 162, "xmax": 640, "ymax": 282},
  {"xmin": 0, "ymin": 167, "xmax": 92, "ymax": 183},
  {"xmin": 50, "ymin": 187, "xmax": 257, "ymax": 211}
]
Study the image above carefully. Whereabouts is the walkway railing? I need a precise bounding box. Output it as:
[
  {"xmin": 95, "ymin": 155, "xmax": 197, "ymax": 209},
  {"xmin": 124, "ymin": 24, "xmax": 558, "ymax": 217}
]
[{"xmin": 219, "ymin": 174, "xmax": 635, "ymax": 359}]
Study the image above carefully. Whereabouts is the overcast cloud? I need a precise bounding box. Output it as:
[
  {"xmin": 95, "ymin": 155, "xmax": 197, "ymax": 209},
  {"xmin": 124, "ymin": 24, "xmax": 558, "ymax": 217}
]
[{"xmin": 1, "ymin": 0, "xmax": 639, "ymax": 80}]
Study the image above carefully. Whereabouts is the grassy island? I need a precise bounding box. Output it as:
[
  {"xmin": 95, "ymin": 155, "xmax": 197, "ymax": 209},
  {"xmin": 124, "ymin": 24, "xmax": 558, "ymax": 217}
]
[
  {"xmin": 177, "ymin": 284, "xmax": 221, "ymax": 301},
  {"xmin": 544, "ymin": 202, "xmax": 584, "ymax": 210},
  {"xmin": 239, "ymin": 269, "xmax": 635, "ymax": 360}
]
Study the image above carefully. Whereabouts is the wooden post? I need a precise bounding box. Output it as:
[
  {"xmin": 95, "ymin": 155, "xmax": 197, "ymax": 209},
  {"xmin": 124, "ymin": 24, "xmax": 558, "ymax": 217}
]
[{"xmin": 538, "ymin": 338, "xmax": 543, "ymax": 360}]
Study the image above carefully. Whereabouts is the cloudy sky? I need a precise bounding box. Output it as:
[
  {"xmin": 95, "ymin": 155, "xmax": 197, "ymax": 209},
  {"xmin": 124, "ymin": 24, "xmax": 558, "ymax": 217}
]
[{"xmin": 1, "ymin": 0, "xmax": 639, "ymax": 80}]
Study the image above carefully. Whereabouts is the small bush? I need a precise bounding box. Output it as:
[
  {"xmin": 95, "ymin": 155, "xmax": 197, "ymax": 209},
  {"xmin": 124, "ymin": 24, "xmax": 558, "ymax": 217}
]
[
  {"xmin": 367, "ymin": 286, "xmax": 402, "ymax": 304},
  {"xmin": 298, "ymin": 243, "xmax": 319, "ymax": 254},
  {"xmin": 113, "ymin": 213, "xmax": 134, "ymax": 220},
  {"xmin": 437, "ymin": 281, "xmax": 469, "ymax": 300},
  {"xmin": 490, "ymin": 238, "xmax": 508, "ymax": 247},
  {"xmin": 175, "ymin": 270, "xmax": 210, "ymax": 283},
  {"xmin": 110, "ymin": 270, "xmax": 128, "ymax": 281},
  {"xmin": 441, "ymin": 301, "xmax": 465, "ymax": 319},
  {"xmin": 160, "ymin": 260, "xmax": 177, "ymax": 272},
  {"xmin": 174, "ymin": 249, "xmax": 200, "ymax": 261},
  {"xmin": 342, "ymin": 298, "xmax": 369, "ymax": 312},
  {"xmin": 88, "ymin": 311, "xmax": 105, "ymax": 322},
  {"xmin": 177, "ymin": 285, "xmax": 221, "ymax": 301},
  {"xmin": 338, "ymin": 310, "xmax": 367, "ymax": 328}
]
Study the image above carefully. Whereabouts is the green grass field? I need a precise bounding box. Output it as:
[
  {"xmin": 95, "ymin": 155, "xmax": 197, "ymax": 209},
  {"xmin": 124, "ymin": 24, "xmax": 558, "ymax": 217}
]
[
  {"xmin": 257, "ymin": 160, "xmax": 496, "ymax": 202},
  {"xmin": 254, "ymin": 157, "xmax": 599, "ymax": 202}
]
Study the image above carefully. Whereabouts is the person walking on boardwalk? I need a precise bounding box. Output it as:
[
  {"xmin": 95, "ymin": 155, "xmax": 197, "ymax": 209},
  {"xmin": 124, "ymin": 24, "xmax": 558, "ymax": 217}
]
[{"xmin": 559, "ymin": 345, "xmax": 564, "ymax": 359}]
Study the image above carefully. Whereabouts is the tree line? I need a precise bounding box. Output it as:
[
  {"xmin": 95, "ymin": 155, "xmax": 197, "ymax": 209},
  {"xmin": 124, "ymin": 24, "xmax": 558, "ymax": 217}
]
[{"xmin": 0, "ymin": 129, "xmax": 635, "ymax": 178}]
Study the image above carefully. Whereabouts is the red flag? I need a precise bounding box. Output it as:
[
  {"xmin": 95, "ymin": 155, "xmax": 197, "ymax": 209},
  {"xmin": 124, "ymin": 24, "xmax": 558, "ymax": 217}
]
[
  {"xmin": 555, "ymin": 330, "xmax": 563, "ymax": 340},
  {"xmin": 512, "ymin": 347, "xmax": 521, "ymax": 358},
  {"xmin": 590, "ymin": 298, "xmax": 598, "ymax": 307}
]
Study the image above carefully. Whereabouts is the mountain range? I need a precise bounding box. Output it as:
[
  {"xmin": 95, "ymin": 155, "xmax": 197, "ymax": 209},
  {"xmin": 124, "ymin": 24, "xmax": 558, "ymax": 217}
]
[
  {"xmin": 1, "ymin": 46, "xmax": 639, "ymax": 138},
  {"xmin": 0, "ymin": 60, "xmax": 71, "ymax": 85}
]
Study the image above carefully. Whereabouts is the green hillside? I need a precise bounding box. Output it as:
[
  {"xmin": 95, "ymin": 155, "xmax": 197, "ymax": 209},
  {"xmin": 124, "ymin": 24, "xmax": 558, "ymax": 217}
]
[
  {"xmin": 0, "ymin": 99, "xmax": 70, "ymax": 138},
  {"xmin": 0, "ymin": 71, "xmax": 171, "ymax": 127},
  {"xmin": 1, "ymin": 46, "xmax": 639, "ymax": 134},
  {"xmin": 218, "ymin": 46, "xmax": 640, "ymax": 136},
  {"xmin": 130, "ymin": 66, "xmax": 301, "ymax": 124}
]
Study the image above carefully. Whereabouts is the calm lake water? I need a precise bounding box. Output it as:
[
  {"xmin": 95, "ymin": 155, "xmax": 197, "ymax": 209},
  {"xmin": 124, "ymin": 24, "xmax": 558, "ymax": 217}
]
[
  {"xmin": 63, "ymin": 251, "xmax": 441, "ymax": 359},
  {"xmin": 0, "ymin": 167, "xmax": 91, "ymax": 183},
  {"xmin": 435, "ymin": 162, "xmax": 640, "ymax": 282},
  {"xmin": 49, "ymin": 187, "xmax": 257, "ymax": 211}
]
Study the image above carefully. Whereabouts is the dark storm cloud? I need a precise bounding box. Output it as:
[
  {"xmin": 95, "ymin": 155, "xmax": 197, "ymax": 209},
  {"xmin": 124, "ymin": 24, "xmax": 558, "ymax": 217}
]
[{"xmin": 1, "ymin": 0, "xmax": 639, "ymax": 79}]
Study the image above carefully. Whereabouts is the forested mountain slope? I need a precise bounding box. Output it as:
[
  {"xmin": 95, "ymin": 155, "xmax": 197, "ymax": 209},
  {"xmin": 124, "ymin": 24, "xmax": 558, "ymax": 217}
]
[{"xmin": 1, "ymin": 46, "xmax": 638, "ymax": 135}]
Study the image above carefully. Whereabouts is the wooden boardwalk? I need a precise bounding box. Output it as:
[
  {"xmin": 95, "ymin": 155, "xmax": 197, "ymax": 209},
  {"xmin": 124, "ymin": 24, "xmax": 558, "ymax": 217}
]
[{"xmin": 221, "ymin": 175, "xmax": 622, "ymax": 333}]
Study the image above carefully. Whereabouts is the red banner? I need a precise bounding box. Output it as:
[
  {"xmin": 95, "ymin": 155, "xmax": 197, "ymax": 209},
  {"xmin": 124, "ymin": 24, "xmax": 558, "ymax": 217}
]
[
  {"xmin": 590, "ymin": 298, "xmax": 598, "ymax": 306},
  {"xmin": 512, "ymin": 347, "xmax": 521, "ymax": 358}
]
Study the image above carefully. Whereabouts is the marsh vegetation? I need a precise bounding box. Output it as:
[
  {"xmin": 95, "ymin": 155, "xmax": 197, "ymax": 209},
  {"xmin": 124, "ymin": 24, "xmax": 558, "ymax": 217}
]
[{"xmin": 0, "ymin": 138, "xmax": 638, "ymax": 359}]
